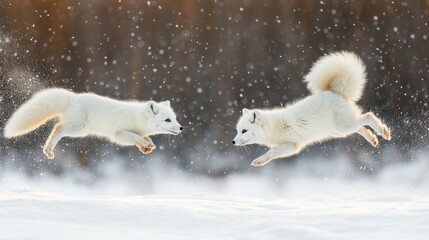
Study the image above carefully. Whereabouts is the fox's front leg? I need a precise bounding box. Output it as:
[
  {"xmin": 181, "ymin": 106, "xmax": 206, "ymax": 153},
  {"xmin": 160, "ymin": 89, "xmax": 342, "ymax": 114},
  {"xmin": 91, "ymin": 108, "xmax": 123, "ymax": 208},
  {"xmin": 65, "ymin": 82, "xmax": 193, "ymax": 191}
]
[
  {"xmin": 251, "ymin": 143, "xmax": 301, "ymax": 167},
  {"xmin": 114, "ymin": 131, "xmax": 156, "ymax": 154},
  {"xmin": 139, "ymin": 136, "xmax": 156, "ymax": 154}
]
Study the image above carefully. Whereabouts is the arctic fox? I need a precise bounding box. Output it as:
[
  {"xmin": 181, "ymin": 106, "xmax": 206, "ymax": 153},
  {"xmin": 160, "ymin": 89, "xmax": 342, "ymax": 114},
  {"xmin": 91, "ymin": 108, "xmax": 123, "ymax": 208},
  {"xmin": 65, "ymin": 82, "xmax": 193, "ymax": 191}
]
[
  {"xmin": 4, "ymin": 89, "xmax": 183, "ymax": 159},
  {"xmin": 232, "ymin": 52, "xmax": 391, "ymax": 167}
]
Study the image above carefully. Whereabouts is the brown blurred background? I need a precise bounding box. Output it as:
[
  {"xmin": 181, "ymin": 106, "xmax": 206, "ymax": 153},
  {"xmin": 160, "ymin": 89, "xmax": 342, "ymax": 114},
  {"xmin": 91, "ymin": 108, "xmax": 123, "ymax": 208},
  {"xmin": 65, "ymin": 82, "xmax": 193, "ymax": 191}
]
[{"xmin": 0, "ymin": 0, "xmax": 428, "ymax": 177}]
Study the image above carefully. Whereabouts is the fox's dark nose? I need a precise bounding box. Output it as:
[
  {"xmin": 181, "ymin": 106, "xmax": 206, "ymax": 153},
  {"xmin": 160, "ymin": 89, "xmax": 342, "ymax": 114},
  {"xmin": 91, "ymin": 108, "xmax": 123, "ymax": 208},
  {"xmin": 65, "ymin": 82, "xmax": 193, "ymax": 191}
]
[
  {"xmin": 180, "ymin": 127, "xmax": 183, "ymax": 131},
  {"xmin": 232, "ymin": 140, "xmax": 236, "ymax": 144}
]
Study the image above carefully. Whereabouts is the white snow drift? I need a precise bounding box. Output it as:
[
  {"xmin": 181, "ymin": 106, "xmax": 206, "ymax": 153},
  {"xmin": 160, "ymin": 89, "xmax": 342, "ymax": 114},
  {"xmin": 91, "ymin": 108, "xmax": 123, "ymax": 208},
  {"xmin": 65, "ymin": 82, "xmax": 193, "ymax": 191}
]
[{"xmin": 1, "ymin": 189, "xmax": 428, "ymax": 240}]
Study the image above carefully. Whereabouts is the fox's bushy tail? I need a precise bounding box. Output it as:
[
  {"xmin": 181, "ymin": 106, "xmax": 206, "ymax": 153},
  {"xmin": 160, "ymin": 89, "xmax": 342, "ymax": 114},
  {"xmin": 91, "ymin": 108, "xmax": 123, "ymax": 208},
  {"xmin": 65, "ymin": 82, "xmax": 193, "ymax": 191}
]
[
  {"xmin": 304, "ymin": 51, "xmax": 367, "ymax": 102},
  {"xmin": 4, "ymin": 88, "xmax": 74, "ymax": 138}
]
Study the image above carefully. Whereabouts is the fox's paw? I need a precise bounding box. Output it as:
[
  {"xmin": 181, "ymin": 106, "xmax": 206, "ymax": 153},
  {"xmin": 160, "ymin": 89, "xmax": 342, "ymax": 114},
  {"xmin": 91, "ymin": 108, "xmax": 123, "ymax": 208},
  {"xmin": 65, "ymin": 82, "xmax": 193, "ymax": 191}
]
[
  {"xmin": 382, "ymin": 126, "xmax": 391, "ymax": 141},
  {"xmin": 43, "ymin": 148, "xmax": 55, "ymax": 159},
  {"xmin": 143, "ymin": 144, "xmax": 156, "ymax": 154},
  {"xmin": 370, "ymin": 136, "xmax": 379, "ymax": 148},
  {"xmin": 251, "ymin": 158, "xmax": 270, "ymax": 167},
  {"xmin": 137, "ymin": 143, "xmax": 156, "ymax": 154}
]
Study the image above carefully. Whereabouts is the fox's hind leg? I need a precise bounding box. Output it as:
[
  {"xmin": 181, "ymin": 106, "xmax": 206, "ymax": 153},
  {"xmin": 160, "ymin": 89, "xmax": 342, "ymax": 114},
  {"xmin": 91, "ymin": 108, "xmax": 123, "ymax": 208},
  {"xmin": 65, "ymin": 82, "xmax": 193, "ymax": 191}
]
[
  {"xmin": 251, "ymin": 143, "xmax": 302, "ymax": 167},
  {"xmin": 357, "ymin": 127, "xmax": 379, "ymax": 147},
  {"xmin": 43, "ymin": 123, "xmax": 85, "ymax": 159},
  {"xmin": 334, "ymin": 106, "xmax": 391, "ymax": 142},
  {"xmin": 361, "ymin": 112, "xmax": 391, "ymax": 140}
]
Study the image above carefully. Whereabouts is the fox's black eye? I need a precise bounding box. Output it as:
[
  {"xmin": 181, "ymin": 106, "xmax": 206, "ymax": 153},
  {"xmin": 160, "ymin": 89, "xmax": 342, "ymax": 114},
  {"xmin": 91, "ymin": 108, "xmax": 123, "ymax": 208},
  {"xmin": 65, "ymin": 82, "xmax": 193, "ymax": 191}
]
[
  {"xmin": 242, "ymin": 129, "xmax": 247, "ymax": 134},
  {"xmin": 165, "ymin": 118, "xmax": 171, "ymax": 122}
]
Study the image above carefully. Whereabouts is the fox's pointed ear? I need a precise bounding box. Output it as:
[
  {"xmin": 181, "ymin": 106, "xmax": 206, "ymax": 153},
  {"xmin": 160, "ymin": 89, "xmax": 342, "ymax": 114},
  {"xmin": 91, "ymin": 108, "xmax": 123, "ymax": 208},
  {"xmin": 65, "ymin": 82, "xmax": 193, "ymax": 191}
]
[
  {"xmin": 249, "ymin": 110, "xmax": 261, "ymax": 124},
  {"xmin": 242, "ymin": 108, "xmax": 249, "ymax": 115},
  {"xmin": 147, "ymin": 101, "xmax": 159, "ymax": 115},
  {"xmin": 160, "ymin": 100, "xmax": 170, "ymax": 107}
]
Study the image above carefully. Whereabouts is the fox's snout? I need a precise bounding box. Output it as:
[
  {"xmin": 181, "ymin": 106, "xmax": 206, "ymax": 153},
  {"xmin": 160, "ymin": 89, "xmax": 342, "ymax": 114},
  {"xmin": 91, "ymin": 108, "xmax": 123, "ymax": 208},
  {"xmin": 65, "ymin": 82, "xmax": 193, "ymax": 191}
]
[
  {"xmin": 175, "ymin": 126, "xmax": 184, "ymax": 134},
  {"xmin": 175, "ymin": 123, "xmax": 184, "ymax": 133},
  {"xmin": 232, "ymin": 136, "xmax": 242, "ymax": 145},
  {"xmin": 170, "ymin": 124, "xmax": 183, "ymax": 135}
]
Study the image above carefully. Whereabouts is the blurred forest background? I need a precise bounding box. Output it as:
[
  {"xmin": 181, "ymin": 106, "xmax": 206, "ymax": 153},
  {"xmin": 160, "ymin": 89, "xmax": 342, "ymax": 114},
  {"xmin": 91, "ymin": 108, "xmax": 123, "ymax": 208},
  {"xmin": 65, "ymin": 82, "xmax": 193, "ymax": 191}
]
[{"xmin": 0, "ymin": 0, "xmax": 428, "ymax": 178}]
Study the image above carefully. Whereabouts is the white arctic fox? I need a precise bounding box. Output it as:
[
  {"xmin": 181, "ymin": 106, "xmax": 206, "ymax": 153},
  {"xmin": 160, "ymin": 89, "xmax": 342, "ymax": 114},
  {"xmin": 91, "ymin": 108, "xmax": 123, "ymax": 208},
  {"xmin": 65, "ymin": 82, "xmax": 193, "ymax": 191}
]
[
  {"xmin": 233, "ymin": 51, "xmax": 391, "ymax": 167},
  {"xmin": 4, "ymin": 89, "xmax": 183, "ymax": 159}
]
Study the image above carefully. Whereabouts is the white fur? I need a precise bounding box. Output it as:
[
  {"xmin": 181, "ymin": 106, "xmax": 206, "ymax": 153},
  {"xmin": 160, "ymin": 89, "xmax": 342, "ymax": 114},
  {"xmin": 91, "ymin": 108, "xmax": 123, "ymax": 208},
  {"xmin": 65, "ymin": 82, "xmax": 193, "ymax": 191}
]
[
  {"xmin": 304, "ymin": 51, "xmax": 367, "ymax": 102},
  {"xmin": 4, "ymin": 88, "xmax": 183, "ymax": 159},
  {"xmin": 4, "ymin": 88, "xmax": 74, "ymax": 138},
  {"xmin": 233, "ymin": 52, "xmax": 391, "ymax": 167}
]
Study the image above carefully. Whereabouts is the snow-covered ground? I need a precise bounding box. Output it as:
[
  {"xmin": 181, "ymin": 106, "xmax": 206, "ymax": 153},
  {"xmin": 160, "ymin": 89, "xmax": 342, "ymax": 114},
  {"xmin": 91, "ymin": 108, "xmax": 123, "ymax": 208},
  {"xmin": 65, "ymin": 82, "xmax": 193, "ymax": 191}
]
[
  {"xmin": 1, "ymin": 189, "xmax": 429, "ymax": 240},
  {"xmin": 1, "ymin": 155, "xmax": 429, "ymax": 240}
]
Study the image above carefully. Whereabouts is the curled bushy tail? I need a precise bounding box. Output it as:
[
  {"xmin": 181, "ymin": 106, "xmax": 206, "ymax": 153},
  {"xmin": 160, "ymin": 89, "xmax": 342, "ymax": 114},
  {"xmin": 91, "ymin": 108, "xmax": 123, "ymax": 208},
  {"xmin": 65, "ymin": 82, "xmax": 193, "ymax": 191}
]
[
  {"xmin": 304, "ymin": 51, "xmax": 367, "ymax": 102},
  {"xmin": 4, "ymin": 88, "xmax": 74, "ymax": 138}
]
